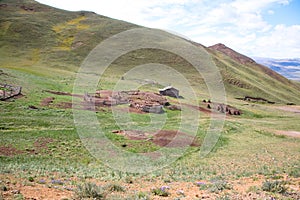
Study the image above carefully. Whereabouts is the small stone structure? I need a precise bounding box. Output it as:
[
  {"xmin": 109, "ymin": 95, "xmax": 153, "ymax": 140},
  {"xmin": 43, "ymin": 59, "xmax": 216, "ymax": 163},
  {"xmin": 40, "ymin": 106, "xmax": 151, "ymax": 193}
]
[
  {"xmin": 142, "ymin": 105, "xmax": 164, "ymax": 114},
  {"xmin": 83, "ymin": 90, "xmax": 169, "ymax": 114},
  {"xmin": 0, "ymin": 83, "xmax": 22, "ymax": 100}
]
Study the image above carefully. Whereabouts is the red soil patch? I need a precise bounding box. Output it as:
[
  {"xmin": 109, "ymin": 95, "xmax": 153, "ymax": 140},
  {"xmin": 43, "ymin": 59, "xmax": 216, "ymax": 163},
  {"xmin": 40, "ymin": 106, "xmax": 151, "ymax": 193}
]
[
  {"xmin": 0, "ymin": 145, "xmax": 24, "ymax": 156},
  {"xmin": 56, "ymin": 102, "xmax": 73, "ymax": 109},
  {"xmin": 277, "ymin": 105, "xmax": 300, "ymax": 114},
  {"xmin": 153, "ymin": 130, "xmax": 199, "ymax": 147},
  {"xmin": 34, "ymin": 137, "xmax": 54, "ymax": 152},
  {"xmin": 0, "ymin": 138, "xmax": 55, "ymax": 157},
  {"xmin": 113, "ymin": 130, "xmax": 199, "ymax": 147},
  {"xmin": 40, "ymin": 97, "xmax": 55, "ymax": 106},
  {"xmin": 20, "ymin": 186, "xmax": 72, "ymax": 200}
]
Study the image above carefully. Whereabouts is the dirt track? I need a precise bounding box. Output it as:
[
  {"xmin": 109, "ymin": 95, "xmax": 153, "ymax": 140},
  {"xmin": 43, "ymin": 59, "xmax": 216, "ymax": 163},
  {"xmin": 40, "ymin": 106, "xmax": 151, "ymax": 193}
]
[
  {"xmin": 276, "ymin": 105, "xmax": 300, "ymax": 113},
  {"xmin": 275, "ymin": 130, "xmax": 300, "ymax": 138}
]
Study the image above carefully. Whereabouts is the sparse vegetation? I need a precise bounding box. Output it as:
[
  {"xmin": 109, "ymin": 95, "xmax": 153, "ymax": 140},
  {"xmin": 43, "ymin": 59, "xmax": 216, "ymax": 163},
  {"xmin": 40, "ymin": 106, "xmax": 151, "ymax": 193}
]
[
  {"xmin": 151, "ymin": 186, "xmax": 170, "ymax": 197},
  {"xmin": 0, "ymin": 185, "xmax": 7, "ymax": 192},
  {"xmin": 135, "ymin": 191, "xmax": 150, "ymax": 200},
  {"xmin": 75, "ymin": 182, "xmax": 107, "ymax": 200},
  {"xmin": 262, "ymin": 180, "xmax": 287, "ymax": 194},
  {"xmin": 105, "ymin": 183, "xmax": 125, "ymax": 192},
  {"xmin": 288, "ymin": 168, "xmax": 300, "ymax": 178},
  {"xmin": 208, "ymin": 180, "xmax": 232, "ymax": 193},
  {"xmin": 27, "ymin": 177, "xmax": 34, "ymax": 182}
]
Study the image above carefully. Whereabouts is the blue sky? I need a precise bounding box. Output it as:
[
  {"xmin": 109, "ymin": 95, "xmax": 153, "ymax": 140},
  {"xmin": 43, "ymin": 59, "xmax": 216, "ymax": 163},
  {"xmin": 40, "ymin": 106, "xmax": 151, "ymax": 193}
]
[
  {"xmin": 36, "ymin": 0, "xmax": 300, "ymax": 59},
  {"xmin": 263, "ymin": 0, "xmax": 300, "ymax": 26}
]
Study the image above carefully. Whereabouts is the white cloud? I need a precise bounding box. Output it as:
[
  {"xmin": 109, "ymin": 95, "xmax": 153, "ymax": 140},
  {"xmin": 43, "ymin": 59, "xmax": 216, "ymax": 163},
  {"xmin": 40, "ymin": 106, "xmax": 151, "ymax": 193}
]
[
  {"xmin": 36, "ymin": 0, "xmax": 298, "ymax": 58},
  {"xmin": 252, "ymin": 25, "xmax": 300, "ymax": 58}
]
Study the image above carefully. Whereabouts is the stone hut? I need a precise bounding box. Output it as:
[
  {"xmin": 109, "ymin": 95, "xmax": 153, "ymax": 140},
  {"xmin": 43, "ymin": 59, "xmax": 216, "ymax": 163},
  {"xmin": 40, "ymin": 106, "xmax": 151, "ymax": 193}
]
[
  {"xmin": 142, "ymin": 105, "xmax": 164, "ymax": 114},
  {"xmin": 159, "ymin": 86, "xmax": 179, "ymax": 98}
]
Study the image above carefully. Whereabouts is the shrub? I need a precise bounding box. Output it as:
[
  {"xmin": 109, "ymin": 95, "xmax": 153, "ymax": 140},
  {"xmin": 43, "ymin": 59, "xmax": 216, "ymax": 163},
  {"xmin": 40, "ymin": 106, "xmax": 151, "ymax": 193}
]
[
  {"xmin": 209, "ymin": 180, "xmax": 232, "ymax": 193},
  {"xmin": 262, "ymin": 180, "xmax": 287, "ymax": 194},
  {"xmin": 28, "ymin": 177, "xmax": 34, "ymax": 182},
  {"xmin": 13, "ymin": 194, "xmax": 24, "ymax": 200},
  {"xmin": 216, "ymin": 195, "xmax": 231, "ymax": 200},
  {"xmin": 151, "ymin": 186, "xmax": 170, "ymax": 197},
  {"xmin": 75, "ymin": 182, "xmax": 108, "ymax": 200},
  {"xmin": 246, "ymin": 185, "xmax": 260, "ymax": 193},
  {"xmin": 0, "ymin": 185, "xmax": 8, "ymax": 191},
  {"xmin": 135, "ymin": 191, "xmax": 150, "ymax": 200},
  {"xmin": 125, "ymin": 176, "xmax": 134, "ymax": 184},
  {"xmin": 196, "ymin": 182, "xmax": 208, "ymax": 190},
  {"xmin": 105, "ymin": 183, "xmax": 125, "ymax": 192},
  {"xmin": 289, "ymin": 168, "xmax": 300, "ymax": 178}
]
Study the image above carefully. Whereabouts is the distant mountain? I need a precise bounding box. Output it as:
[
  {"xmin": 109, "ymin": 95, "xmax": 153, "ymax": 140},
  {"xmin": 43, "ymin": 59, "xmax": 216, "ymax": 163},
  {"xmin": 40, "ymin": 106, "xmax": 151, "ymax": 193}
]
[
  {"xmin": 254, "ymin": 58, "xmax": 300, "ymax": 81},
  {"xmin": 209, "ymin": 43, "xmax": 256, "ymax": 65},
  {"xmin": 208, "ymin": 43, "xmax": 295, "ymax": 85}
]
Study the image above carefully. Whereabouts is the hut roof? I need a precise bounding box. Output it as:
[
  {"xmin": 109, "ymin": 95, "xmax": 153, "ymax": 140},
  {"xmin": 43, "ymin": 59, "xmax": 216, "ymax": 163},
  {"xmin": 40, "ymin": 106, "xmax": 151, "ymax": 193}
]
[{"xmin": 159, "ymin": 86, "xmax": 178, "ymax": 92}]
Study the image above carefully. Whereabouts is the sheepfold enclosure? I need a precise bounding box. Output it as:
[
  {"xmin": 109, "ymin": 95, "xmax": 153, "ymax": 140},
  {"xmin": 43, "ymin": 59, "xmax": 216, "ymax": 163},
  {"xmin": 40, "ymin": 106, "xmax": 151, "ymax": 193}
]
[
  {"xmin": 83, "ymin": 90, "xmax": 171, "ymax": 114},
  {"xmin": 0, "ymin": 83, "xmax": 22, "ymax": 100}
]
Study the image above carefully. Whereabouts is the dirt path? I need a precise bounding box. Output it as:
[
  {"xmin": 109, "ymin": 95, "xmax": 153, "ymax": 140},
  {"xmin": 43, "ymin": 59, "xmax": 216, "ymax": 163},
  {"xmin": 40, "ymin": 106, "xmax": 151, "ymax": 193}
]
[
  {"xmin": 276, "ymin": 105, "xmax": 300, "ymax": 113},
  {"xmin": 275, "ymin": 130, "xmax": 300, "ymax": 138}
]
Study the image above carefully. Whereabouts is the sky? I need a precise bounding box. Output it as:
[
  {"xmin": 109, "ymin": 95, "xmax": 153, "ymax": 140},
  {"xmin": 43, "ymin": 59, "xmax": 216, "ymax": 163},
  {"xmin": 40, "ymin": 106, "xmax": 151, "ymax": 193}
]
[{"xmin": 36, "ymin": 0, "xmax": 300, "ymax": 59}]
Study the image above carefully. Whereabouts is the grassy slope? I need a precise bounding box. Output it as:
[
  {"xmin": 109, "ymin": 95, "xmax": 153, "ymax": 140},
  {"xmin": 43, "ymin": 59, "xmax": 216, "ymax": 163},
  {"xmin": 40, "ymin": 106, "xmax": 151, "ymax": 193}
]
[
  {"xmin": 0, "ymin": 0, "xmax": 300, "ymax": 198},
  {"xmin": 1, "ymin": 0, "xmax": 300, "ymax": 103}
]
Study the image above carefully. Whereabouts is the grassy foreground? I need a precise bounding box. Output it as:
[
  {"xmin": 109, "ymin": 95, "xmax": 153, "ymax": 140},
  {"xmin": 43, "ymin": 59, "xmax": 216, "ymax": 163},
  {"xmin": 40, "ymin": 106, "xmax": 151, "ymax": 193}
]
[{"xmin": 0, "ymin": 66, "xmax": 300, "ymax": 199}]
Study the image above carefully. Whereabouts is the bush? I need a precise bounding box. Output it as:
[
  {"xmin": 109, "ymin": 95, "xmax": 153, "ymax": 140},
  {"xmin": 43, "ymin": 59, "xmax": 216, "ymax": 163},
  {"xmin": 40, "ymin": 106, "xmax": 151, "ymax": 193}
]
[
  {"xmin": 209, "ymin": 180, "xmax": 232, "ymax": 193},
  {"xmin": 196, "ymin": 182, "xmax": 208, "ymax": 190},
  {"xmin": 0, "ymin": 185, "xmax": 8, "ymax": 191},
  {"xmin": 262, "ymin": 180, "xmax": 287, "ymax": 194},
  {"xmin": 289, "ymin": 168, "xmax": 300, "ymax": 178},
  {"xmin": 125, "ymin": 176, "xmax": 134, "ymax": 184},
  {"xmin": 105, "ymin": 183, "xmax": 125, "ymax": 192},
  {"xmin": 246, "ymin": 185, "xmax": 260, "ymax": 193},
  {"xmin": 151, "ymin": 186, "xmax": 170, "ymax": 197},
  {"xmin": 216, "ymin": 195, "xmax": 231, "ymax": 200},
  {"xmin": 135, "ymin": 191, "xmax": 150, "ymax": 200},
  {"xmin": 75, "ymin": 182, "xmax": 108, "ymax": 200},
  {"xmin": 28, "ymin": 177, "xmax": 34, "ymax": 182}
]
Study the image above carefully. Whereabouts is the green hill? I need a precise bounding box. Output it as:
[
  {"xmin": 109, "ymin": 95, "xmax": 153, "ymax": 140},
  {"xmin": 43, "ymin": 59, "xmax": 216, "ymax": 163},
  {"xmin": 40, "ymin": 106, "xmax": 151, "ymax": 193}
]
[{"xmin": 1, "ymin": 0, "xmax": 300, "ymax": 104}]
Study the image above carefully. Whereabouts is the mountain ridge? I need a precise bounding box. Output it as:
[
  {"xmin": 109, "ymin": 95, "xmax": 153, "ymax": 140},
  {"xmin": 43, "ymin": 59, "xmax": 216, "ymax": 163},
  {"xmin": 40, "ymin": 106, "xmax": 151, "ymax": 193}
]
[{"xmin": 208, "ymin": 43, "xmax": 256, "ymax": 65}]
